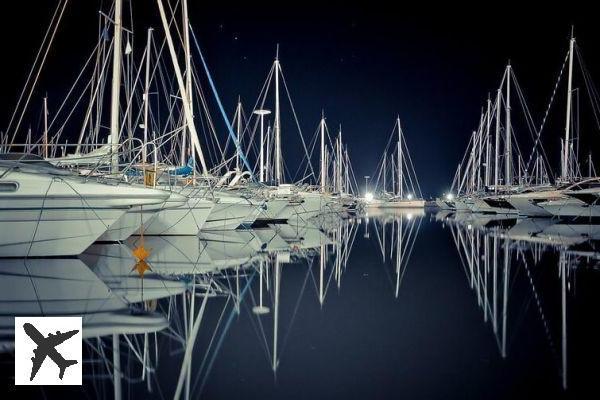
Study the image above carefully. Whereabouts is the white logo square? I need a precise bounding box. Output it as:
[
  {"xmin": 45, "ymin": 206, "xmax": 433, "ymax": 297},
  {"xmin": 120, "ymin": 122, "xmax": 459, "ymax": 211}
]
[{"xmin": 14, "ymin": 316, "xmax": 82, "ymax": 386}]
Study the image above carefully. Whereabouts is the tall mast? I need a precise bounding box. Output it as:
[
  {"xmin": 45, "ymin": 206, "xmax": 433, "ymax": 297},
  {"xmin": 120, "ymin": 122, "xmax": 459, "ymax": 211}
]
[
  {"xmin": 383, "ymin": 152, "xmax": 387, "ymax": 194},
  {"xmin": 505, "ymin": 64, "xmax": 512, "ymax": 187},
  {"xmin": 470, "ymin": 130, "xmax": 477, "ymax": 192},
  {"xmin": 475, "ymin": 111, "xmax": 484, "ymax": 190},
  {"xmin": 266, "ymin": 125, "xmax": 271, "ymax": 182},
  {"xmin": 260, "ymin": 114, "xmax": 264, "ymax": 181},
  {"xmin": 320, "ymin": 112, "xmax": 326, "ymax": 192},
  {"xmin": 180, "ymin": 0, "xmax": 193, "ymax": 167},
  {"xmin": 345, "ymin": 148, "xmax": 350, "ymax": 194},
  {"xmin": 274, "ymin": 48, "xmax": 282, "ymax": 184},
  {"xmin": 109, "ymin": 0, "xmax": 123, "ymax": 172},
  {"xmin": 142, "ymin": 28, "xmax": 153, "ymax": 164},
  {"xmin": 235, "ymin": 99, "xmax": 242, "ymax": 170},
  {"xmin": 157, "ymin": 0, "xmax": 208, "ymax": 174},
  {"xmin": 183, "ymin": 0, "xmax": 196, "ymax": 176},
  {"xmin": 484, "ymin": 96, "xmax": 491, "ymax": 187},
  {"xmin": 43, "ymin": 97, "xmax": 48, "ymax": 158},
  {"xmin": 337, "ymin": 127, "xmax": 342, "ymax": 193},
  {"xmin": 254, "ymin": 109, "xmax": 271, "ymax": 183},
  {"xmin": 494, "ymin": 89, "xmax": 501, "ymax": 192},
  {"xmin": 397, "ymin": 116, "xmax": 403, "ymax": 198},
  {"xmin": 562, "ymin": 34, "xmax": 575, "ymax": 181}
]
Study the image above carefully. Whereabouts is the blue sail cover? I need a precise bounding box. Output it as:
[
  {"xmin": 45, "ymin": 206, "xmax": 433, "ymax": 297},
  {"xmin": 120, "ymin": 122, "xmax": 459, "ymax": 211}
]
[{"xmin": 170, "ymin": 157, "xmax": 195, "ymax": 176}]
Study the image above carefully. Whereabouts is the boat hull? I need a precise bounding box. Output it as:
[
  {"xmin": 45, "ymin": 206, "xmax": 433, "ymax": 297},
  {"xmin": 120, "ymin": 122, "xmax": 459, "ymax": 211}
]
[
  {"xmin": 366, "ymin": 199, "xmax": 425, "ymax": 208},
  {"xmin": 203, "ymin": 196, "xmax": 262, "ymax": 231},
  {"xmin": 142, "ymin": 196, "xmax": 214, "ymax": 235},
  {"xmin": 538, "ymin": 199, "xmax": 600, "ymax": 219}
]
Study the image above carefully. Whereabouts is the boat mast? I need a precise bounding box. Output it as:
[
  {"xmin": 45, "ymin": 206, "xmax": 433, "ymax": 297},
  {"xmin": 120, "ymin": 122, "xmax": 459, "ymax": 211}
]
[
  {"xmin": 235, "ymin": 99, "xmax": 242, "ymax": 170},
  {"xmin": 505, "ymin": 63, "xmax": 512, "ymax": 187},
  {"xmin": 142, "ymin": 28, "xmax": 153, "ymax": 164},
  {"xmin": 274, "ymin": 48, "xmax": 282, "ymax": 184},
  {"xmin": 109, "ymin": 0, "xmax": 123, "ymax": 172},
  {"xmin": 383, "ymin": 152, "xmax": 387, "ymax": 194},
  {"xmin": 494, "ymin": 89, "xmax": 501, "ymax": 193},
  {"xmin": 254, "ymin": 109, "xmax": 270, "ymax": 182},
  {"xmin": 181, "ymin": 0, "xmax": 194, "ymax": 168},
  {"xmin": 260, "ymin": 114, "xmax": 265, "ymax": 181},
  {"xmin": 345, "ymin": 148, "xmax": 350, "ymax": 194},
  {"xmin": 43, "ymin": 96, "xmax": 48, "ymax": 158},
  {"xmin": 320, "ymin": 112, "xmax": 326, "ymax": 192},
  {"xmin": 337, "ymin": 127, "xmax": 342, "ymax": 193},
  {"xmin": 484, "ymin": 96, "xmax": 491, "ymax": 187},
  {"xmin": 266, "ymin": 124, "xmax": 271, "ymax": 182},
  {"xmin": 470, "ymin": 130, "xmax": 477, "ymax": 192},
  {"xmin": 156, "ymin": 0, "xmax": 208, "ymax": 174},
  {"xmin": 478, "ymin": 112, "xmax": 485, "ymax": 190},
  {"xmin": 397, "ymin": 116, "xmax": 403, "ymax": 198},
  {"xmin": 562, "ymin": 33, "xmax": 575, "ymax": 181}
]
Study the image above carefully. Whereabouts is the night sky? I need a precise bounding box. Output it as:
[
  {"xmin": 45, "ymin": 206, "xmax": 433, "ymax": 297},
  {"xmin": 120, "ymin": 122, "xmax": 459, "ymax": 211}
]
[{"xmin": 1, "ymin": 1, "xmax": 599, "ymax": 196}]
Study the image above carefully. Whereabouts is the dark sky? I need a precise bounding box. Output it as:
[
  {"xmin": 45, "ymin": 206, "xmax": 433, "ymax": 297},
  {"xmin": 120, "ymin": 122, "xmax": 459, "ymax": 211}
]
[{"xmin": 1, "ymin": 1, "xmax": 599, "ymax": 196}]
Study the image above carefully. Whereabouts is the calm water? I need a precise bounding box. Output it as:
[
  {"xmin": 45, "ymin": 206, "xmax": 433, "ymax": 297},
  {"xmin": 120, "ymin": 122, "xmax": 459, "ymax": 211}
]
[{"xmin": 2, "ymin": 210, "xmax": 599, "ymax": 399}]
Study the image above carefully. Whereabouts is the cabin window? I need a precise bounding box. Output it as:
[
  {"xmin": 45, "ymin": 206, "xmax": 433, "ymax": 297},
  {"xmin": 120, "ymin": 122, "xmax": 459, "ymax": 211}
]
[{"xmin": 0, "ymin": 181, "xmax": 19, "ymax": 192}]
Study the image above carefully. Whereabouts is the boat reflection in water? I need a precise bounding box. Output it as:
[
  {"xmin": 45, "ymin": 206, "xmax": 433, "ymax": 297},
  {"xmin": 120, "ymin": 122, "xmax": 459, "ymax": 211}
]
[
  {"xmin": 365, "ymin": 208, "xmax": 424, "ymax": 297},
  {"xmin": 2, "ymin": 211, "xmax": 600, "ymax": 398},
  {"xmin": 438, "ymin": 211, "xmax": 600, "ymax": 392},
  {"xmin": 0, "ymin": 216, "xmax": 363, "ymax": 399}
]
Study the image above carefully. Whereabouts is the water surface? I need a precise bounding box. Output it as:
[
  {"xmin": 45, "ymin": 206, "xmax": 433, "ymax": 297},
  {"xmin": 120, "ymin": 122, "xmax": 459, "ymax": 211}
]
[{"xmin": 2, "ymin": 211, "xmax": 598, "ymax": 399}]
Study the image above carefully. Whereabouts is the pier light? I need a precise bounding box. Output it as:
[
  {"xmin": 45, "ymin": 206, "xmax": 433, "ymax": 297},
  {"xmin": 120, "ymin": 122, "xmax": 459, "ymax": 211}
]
[
  {"xmin": 407, "ymin": 193, "xmax": 413, "ymax": 200},
  {"xmin": 365, "ymin": 192, "xmax": 374, "ymax": 202},
  {"xmin": 445, "ymin": 193, "xmax": 454, "ymax": 201}
]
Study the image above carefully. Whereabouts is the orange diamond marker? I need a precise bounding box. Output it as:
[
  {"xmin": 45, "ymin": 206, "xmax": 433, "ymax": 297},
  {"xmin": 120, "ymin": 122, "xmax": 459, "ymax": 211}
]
[
  {"xmin": 132, "ymin": 244, "xmax": 151, "ymax": 262},
  {"xmin": 132, "ymin": 259, "xmax": 151, "ymax": 277}
]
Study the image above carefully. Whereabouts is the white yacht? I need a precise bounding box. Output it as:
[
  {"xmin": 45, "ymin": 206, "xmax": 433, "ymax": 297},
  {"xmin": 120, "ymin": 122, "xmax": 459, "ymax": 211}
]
[
  {"xmin": 537, "ymin": 179, "xmax": 600, "ymax": 218},
  {"xmin": 365, "ymin": 117, "xmax": 425, "ymax": 210},
  {"xmin": 0, "ymin": 155, "xmax": 170, "ymax": 257}
]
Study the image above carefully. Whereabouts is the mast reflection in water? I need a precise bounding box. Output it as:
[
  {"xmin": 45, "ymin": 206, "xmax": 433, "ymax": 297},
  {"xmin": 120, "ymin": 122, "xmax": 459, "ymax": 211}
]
[{"xmin": 2, "ymin": 211, "xmax": 600, "ymax": 399}]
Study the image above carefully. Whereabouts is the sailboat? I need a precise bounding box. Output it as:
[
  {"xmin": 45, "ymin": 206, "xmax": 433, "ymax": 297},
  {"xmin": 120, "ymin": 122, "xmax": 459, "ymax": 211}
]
[
  {"xmin": 0, "ymin": 154, "xmax": 170, "ymax": 257},
  {"xmin": 366, "ymin": 116, "xmax": 425, "ymax": 208}
]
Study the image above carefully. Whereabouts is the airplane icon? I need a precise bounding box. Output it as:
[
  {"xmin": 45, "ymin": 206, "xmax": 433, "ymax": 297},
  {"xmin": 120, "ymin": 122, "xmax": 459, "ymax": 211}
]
[{"xmin": 23, "ymin": 322, "xmax": 79, "ymax": 381}]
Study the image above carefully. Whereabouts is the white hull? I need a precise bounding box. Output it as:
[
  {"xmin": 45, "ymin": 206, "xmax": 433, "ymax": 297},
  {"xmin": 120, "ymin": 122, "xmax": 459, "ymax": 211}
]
[
  {"xmin": 366, "ymin": 199, "xmax": 425, "ymax": 208},
  {"xmin": 97, "ymin": 208, "xmax": 154, "ymax": 241},
  {"xmin": 538, "ymin": 199, "xmax": 600, "ymax": 218},
  {"xmin": 257, "ymin": 197, "xmax": 291, "ymax": 221},
  {"xmin": 0, "ymin": 165, "xmax": 171, "ymax": 257},
  {"xmin": 435, "ymin": 199, "xmax": 454, "ymax": 210},
  {"xmin": 288, "ymin": 192, "xmax": 327, "ymax": 223},
  {"xmin": 203, "ymin": 195, "xmax": 262, "ymax": 231},
  {"xmin": 142, "ymin": 195, "xmax": 214, "ymax": 235},
  {"xmin": 0, "ymin": 208, "xmax": 124, "ymax": 257},
  {"xmin": 505, "ymin": 196, "xmax": 553, "ymax": 217},
  {"xmin": 452, "ymin": 198, "xmax": 471, "ymax": 211},
  {"xmin": 473, "ymin": 197, "xmax": 518, "ymax": 215},
  {"xmin": 99, "ymin": 191, "xmax": 188, "ymax": 240}
]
